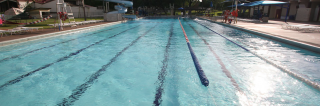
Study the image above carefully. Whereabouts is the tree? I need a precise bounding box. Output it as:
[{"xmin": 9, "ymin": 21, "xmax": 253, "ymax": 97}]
[
  {"xmin": 185, "ymin": 0, "xmax": 202, "ymax": 15},
  {"xmin": 6, "ymin": 0, "xmax": 10, "ymax": 10},
  {"xmin": 82, "ymin": 0, "xmax": 86, "ymax": 21},
  {"xmin": 207, "ymin": 0, "xmax": 225, "ymax": 10}
]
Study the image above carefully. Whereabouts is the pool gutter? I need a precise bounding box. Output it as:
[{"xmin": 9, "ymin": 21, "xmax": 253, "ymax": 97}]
[
  {"xmin": 197, "ymin": 17, "xmax": 320, "ymax": 54},
  {"xmin": 0, "ymin": 21, "xmax": 121, "ymax": 47}
]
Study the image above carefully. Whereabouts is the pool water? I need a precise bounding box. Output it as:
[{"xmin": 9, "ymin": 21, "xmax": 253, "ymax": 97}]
[{"xmin": 0, "ymin": 18, "xmax": 319, "ymax": 106}]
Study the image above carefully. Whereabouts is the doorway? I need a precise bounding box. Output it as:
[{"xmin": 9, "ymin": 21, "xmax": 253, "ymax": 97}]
[{"xmin": 275, "ymin": 9, "xmax": 281, "ymax": 19}]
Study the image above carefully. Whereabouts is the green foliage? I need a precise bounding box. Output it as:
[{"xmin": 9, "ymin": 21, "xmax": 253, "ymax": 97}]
[{"xmin": 84, "ymin": 0, "xmax": 104, "ymax": 7}]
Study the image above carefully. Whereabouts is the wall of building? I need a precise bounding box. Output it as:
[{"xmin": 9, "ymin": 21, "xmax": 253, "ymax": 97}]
[
  {"xmin": 281, "ymin": 5, "xmax": 288, "ymax": 17},
  {"xmin": 70, "ymin": 6, "xmax": 103, "ymax": 18},
  {"xmin": 314, "ymin": 5, "xmax": 319, "ymax": 21},
  {"xmin": 34, "ymin": 0, "xmax": 103, "ymax": 18},
  {"xmin": 263, "ymin": 6, "xmax": 268, "ymax": 14},
  {"xmin": 289, "ymin": 2, "xmax": 298, "ymax": 16},
  {"xmin": 29, "ymin": 11, "xmax": 41, "ymax": 19},
  {"xmin": 295, "ymin": 3, "xmax": 311, "ymax": 21},
  {"xmin": 269, "ymin": 6, "xmax": 277, "ymax": 19}
]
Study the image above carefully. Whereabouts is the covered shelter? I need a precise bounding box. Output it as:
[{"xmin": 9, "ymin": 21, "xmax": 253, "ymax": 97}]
[
  {"xmin": 4, "ymin": 7, "xmax": 24, "ymax": 20},
  {"xmin": 228, "ymin": 1, "xmax": 290, "ymax": 22}
]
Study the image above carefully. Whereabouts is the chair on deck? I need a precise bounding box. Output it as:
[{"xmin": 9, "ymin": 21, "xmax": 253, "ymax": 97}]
[
  {"xmin": 281, "ymin": 24, "xmax": 309, "ymax": 30},
  {"xmin": 4, "ymin": 27, "xmax": 27, "ymax": 35},
  {"xmin": 21, "ymin": 27, "xmax": 44, "ymax": 32},
  {"xmin": 0, "ymin": 30, "xmax": 7, "ymax": 37},
  {"xmin": 296, "ymin": 26, "xmax": 320, "ymax": 33}
]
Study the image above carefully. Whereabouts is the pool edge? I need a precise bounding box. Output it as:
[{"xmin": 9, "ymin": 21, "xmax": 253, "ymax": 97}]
[
  {"xmin": 197, "ymin": 17, "xmax": 320, "ymax": 54},
  {"xmin": 0, "ymin": 21, "xmax": 121, "ymax": 47}
]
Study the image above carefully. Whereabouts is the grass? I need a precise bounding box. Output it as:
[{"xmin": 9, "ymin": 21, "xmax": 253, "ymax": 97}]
[{"xmin": 0, "ymin": 18, "xmax": 103, "ymax": 30}]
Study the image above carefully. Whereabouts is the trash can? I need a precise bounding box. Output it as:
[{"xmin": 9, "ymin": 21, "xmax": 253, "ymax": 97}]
[
  {"xmin": 262, "ymin": 17, "xmax": 268, "ymax": 22},
  {"xmin": 262, "ymin": 13, "xmax": 268, "ymax": 22}
]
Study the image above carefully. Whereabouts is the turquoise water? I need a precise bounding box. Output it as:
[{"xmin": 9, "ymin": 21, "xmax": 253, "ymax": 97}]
[{"xmin": 0, "ymin": 18, "xmax": 319, "ymax": 105}]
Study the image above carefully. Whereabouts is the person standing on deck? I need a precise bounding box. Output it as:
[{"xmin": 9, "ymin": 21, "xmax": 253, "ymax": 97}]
[
  {"xmin": 0, "ymin": 14, "xmax": 3, "ymax": 26},
  {"xmin": 224, "ymin": 10, "xmax": 230, "ymax": 23},
  {"xmin": 231, "ymin": 9, "xmax": 239, "ymax": 24},
  {"xmin": 0, "ymin": 18, "xmax": 2, "ymax": 26}
]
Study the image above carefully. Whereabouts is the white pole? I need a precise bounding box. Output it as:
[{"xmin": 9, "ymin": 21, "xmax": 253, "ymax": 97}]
[
  {"xmin": 57, "ymin": 0, "xmax": 63, "ymax": 30},
  {"xmin": 235, "ymin": 0, "xmax": 238, "ymax": 11}
]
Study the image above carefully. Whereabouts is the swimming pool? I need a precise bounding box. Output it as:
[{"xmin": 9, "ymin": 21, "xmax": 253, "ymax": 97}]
[{"xmin": 0, "ymin": 18, "xmax": 319, "ymax": 105}]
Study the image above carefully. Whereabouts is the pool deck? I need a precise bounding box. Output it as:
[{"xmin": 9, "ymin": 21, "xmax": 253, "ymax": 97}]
[
  {"xmin": 236, "ymin": 20, "xmax": 320, "ymax": 47},
  {"xmin": 199, "ymin": 16, "xmax": 320, "ymax": 48},
  {"xmin": 197, "ymin": 16, "xmax": 320, "ymax": 54}
]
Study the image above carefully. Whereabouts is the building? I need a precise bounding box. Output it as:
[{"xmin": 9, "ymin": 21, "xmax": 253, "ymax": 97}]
[
  {"xmin": 0, "ymin": 0, "xmax": 103, "ymax": 19},
  {"xmin": 230, "ymin": 0, "xmax": 320, "ymax": 22}
]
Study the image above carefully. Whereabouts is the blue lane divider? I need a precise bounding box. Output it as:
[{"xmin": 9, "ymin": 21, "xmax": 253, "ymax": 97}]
[
  {"xmin": 57, "ymin": 24, "xmax": 160, "ymax": 106},
  {"xmin": 187, "ymin": 22, "xmax": 243, "ymax": 92},
  {"xmin": 0, "ymin": 25, "xmax": 141, "ymax": 91},
  {"xmin": 187, "ymin": 42, "xmax": 209, "ymax": 86},
  {"xmin": 179, "ymin": 18, "xmax": 209, "ymax": 87},
  {"xmin": 0, "ymin": 25, "xmax": 124, "ymax": 63},
  {"xmin": 193, "ymin": 19, "xmax": 320, "ymax": 91}
]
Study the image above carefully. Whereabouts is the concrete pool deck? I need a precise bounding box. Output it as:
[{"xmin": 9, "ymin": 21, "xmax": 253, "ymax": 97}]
[
  {"xmin": 199, "ymin": 16, "xmax": 320, "ymax": 53},
  {"xmin": 0, "ymin": 21, "xmax": 124, "ymax": 47},
  {"xmin": 0, "ymin": 22, "xmax": 112, "ymax": 42}
]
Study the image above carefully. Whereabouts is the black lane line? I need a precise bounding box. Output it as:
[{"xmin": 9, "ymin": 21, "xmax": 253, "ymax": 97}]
[
  {"xmin": 57, "ymin": 24, "xmax": 160, "ymax": 106},
  {"xmin": 187, "ymin": 23, "xmax": 242, "ymax": 92},
  {"xmin": 0, "ymin": 25, "xmax": 141, "ymax": 90},
  {"xmin": 153, "ymin": 22, "xmax": 174, "ymax": 106},
  {"xmin": 192, "ymin": 20, "xmax": 249, "ymax": 51},
  {"xmin": 0, "ymin": 25, "xmax": 125, "ymax": 63}
]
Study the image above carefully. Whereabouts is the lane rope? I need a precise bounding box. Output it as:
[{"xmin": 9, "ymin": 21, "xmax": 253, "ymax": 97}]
[
  {"xmin": 178, "ymin": 17, "xmax": 209, "ymax": 87},
  {"xmin": 187, "ymin": 20, "xmax": 252, "ymax": 105}
]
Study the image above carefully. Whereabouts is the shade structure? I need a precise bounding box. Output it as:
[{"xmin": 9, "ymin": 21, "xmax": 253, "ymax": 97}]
[
  {"xmin": 228, "ymin": 3, "xmax": 247, "ymax": 7},
  {"xmin": 4, "ymin": 8, "xmax": 25, "ymax": 20},
  {"xmin": 228, "ymin": 1, "xmax": 288, "ymax": 7}
]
